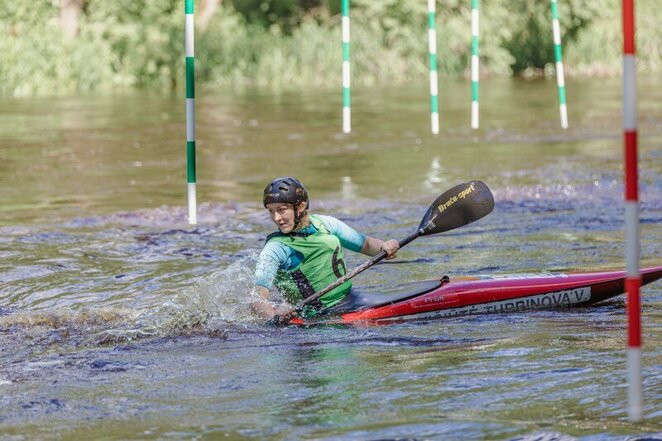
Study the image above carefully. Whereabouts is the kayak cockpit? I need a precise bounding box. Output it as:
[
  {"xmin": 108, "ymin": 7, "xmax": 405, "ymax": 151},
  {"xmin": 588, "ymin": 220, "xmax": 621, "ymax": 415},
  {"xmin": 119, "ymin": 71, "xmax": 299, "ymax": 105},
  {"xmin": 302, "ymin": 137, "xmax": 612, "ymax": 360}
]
[{"xmin": 327, "ymin": 277, "xmax": 448, "ymax": 313}]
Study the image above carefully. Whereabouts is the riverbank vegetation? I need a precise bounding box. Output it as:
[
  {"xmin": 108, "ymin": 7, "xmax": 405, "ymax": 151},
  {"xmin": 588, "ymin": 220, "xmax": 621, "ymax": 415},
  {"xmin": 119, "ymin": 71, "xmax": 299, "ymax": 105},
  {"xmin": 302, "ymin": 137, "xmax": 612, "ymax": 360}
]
[{"xmin": 1, "ymin": 0, "xmax": 660, "ymax": 96}]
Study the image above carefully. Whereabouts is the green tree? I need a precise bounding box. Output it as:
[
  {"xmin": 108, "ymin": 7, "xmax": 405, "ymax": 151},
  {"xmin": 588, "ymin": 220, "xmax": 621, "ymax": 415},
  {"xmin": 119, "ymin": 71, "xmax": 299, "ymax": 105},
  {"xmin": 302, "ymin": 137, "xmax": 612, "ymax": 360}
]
[{"xmin": 0, "ymin": 0, "xmax": 661, "ymax": 96}]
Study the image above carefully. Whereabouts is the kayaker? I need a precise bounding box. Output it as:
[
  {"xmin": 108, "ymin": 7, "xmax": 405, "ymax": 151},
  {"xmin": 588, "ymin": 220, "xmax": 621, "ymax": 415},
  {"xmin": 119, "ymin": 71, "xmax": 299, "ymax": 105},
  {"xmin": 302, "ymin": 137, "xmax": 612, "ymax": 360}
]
[{"xmin": 252, "ymin": 177, "xmax": 400, "ymax": 322}]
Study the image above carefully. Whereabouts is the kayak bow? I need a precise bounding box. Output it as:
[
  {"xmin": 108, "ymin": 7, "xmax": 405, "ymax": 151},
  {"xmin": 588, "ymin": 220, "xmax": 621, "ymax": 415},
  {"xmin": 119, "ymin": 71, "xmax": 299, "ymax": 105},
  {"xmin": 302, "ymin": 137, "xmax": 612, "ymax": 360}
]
[{"xmin": 289, "ymin": 266, "xmax": 662, "ymax": 325}]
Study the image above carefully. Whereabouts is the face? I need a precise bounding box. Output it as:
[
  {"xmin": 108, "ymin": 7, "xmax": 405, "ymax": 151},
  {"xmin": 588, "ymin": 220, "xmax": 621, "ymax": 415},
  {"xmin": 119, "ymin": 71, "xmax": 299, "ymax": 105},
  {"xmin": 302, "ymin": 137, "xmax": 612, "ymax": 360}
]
[{"xmin": 266, "ymin": 202, "xmax": 303, "ymax": 234}]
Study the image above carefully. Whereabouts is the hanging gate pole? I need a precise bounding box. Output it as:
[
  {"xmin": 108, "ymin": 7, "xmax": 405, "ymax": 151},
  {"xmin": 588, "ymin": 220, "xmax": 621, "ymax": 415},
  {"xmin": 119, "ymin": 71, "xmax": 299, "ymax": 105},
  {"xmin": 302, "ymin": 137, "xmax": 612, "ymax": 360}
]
[
  {"xmin": 185, "ymin": 0, "xmax": 197, "ymax": 225},
  {"xmin": 550, "ymin": 0, "xmax": 568, "ymax": 129},
  {"xmin": 622, "ymin": 0, "xmax": 642, "ymax": 423},
  {"xmin": 341, "ymin": 0, "xmax": 351, "ymax": 134},
  {"xmin": 470, "ymin": 0, "xmax": 479, "ymax": 129},
  {"xmin": 428, "ymin": 0, "xmax": 440, "ymax": 134}
]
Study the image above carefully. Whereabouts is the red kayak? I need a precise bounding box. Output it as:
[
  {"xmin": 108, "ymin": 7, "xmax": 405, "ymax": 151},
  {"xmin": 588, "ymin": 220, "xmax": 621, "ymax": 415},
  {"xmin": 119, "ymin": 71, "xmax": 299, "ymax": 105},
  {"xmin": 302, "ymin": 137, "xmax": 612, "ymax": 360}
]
[{"xmin": 290, "ymin": 266, "xmax": 662, "ymax": 325}]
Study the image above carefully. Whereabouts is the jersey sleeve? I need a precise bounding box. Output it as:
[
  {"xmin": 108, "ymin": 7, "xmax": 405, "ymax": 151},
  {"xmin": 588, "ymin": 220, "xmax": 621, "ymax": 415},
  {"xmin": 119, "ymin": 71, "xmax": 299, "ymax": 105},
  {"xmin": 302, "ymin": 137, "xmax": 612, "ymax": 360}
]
[
  {"xmin": 254, "ymin": 241, "xmax": 290, "ymax": 289},
  {"xmin": 317, "ymin": 215, "xmax": 366, "ymax": 253}
]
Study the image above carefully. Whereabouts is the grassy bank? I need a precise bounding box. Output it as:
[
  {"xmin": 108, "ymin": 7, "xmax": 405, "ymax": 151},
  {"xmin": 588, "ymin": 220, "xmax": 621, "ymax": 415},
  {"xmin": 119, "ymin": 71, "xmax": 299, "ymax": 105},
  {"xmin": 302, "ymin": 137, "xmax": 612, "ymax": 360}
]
[{"xmin": 1, "ymin": 0, "xmax": 660, "ymax": 96}]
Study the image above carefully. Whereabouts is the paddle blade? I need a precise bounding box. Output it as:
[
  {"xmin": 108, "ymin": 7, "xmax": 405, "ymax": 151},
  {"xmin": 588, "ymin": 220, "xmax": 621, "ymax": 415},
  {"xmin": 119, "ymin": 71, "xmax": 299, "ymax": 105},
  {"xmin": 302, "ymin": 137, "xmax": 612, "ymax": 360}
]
[{"xmin": 418, "ymin": 180, "xmax": 494, "ymax": 235}]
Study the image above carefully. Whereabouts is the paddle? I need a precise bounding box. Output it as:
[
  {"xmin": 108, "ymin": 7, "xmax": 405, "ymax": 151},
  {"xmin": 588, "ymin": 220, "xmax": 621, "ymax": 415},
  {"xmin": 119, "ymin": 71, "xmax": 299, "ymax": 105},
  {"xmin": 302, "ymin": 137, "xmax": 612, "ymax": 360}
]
[{"xmin": 297, "ymin": 180, "xmax": 495, "ymax": 310}]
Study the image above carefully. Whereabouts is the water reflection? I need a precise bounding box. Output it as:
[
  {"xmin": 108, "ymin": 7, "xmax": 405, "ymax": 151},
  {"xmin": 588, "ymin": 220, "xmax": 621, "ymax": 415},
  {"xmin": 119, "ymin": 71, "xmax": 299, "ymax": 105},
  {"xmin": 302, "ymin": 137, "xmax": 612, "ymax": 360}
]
[
  {"xmin": 424, "ymin": 156, "xmax": 448, "ymax": 190},
  {"xmin": 0, "ymin": 76, "xmax": 659, "ymax": 225},
  {"xmin": 0, "ymin": 78, "xmax": 661, "ymax": 439},
  {"xmin": 340, "ymin": 176, "xmax": 358, "ymax": 200}
]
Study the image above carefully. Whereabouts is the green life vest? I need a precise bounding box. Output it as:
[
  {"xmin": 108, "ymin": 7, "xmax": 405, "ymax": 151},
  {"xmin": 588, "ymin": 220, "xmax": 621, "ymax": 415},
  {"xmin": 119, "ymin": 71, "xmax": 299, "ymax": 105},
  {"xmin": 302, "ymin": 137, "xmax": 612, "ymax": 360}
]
[{"xmin": 267, "ymin": 215, "xmax": 352, "ymax": 309}]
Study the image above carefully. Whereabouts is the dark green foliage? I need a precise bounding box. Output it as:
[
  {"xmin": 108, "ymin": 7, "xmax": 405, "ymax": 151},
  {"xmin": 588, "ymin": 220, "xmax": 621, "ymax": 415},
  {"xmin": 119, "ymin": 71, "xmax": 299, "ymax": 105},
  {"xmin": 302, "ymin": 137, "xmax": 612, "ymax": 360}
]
[
  {"xmin": 0, "ymin": 0, "xmax": 660, "ymax": 96},
  {"xmin": 502, "ymin": 0, "xmax": 605, "ymax": 73},
  {"xmin": 504, "ymin": 7, "xmax": 556, "ymax": 73}
]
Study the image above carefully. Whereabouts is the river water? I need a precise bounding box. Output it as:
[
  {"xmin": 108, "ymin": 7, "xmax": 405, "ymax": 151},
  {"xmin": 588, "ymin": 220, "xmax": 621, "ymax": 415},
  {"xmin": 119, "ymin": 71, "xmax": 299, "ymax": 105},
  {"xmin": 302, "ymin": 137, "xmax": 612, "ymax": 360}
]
[{"xmin": 0, "ymin": 77, "xmax": 661, "ymax": 440}]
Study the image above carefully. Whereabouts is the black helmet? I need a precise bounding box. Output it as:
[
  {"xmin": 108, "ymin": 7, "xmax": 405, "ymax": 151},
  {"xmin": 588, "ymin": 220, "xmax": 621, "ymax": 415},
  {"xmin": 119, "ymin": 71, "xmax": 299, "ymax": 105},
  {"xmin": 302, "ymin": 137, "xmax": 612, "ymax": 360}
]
[{"xmin": 263, "ymin": 177, "xmax": 309, "ymax": 209}]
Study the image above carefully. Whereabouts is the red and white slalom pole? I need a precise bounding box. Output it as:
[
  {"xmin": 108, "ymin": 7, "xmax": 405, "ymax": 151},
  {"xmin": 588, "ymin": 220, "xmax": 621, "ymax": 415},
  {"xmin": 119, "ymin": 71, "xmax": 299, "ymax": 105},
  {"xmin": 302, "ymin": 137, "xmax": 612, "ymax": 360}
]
[{"xmin": 622, "ymin": 0, "xmax": 642, "ymax": 423}]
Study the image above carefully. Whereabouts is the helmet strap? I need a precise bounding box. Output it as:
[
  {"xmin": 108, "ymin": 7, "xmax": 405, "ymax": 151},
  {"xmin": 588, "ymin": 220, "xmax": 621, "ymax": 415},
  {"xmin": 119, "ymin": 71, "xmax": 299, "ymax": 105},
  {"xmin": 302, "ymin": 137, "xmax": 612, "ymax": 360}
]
[{"xmin": 292, "ymin": 202, "xmax": 306, "ymax": 231}]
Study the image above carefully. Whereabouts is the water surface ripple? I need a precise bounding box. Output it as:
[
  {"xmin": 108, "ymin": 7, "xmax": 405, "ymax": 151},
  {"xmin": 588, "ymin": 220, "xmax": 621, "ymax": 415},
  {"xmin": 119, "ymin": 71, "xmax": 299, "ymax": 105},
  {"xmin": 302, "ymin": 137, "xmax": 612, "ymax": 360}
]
[{"xmin": 1, "ymin": 78, "xmax": 661, "ymax": 440}]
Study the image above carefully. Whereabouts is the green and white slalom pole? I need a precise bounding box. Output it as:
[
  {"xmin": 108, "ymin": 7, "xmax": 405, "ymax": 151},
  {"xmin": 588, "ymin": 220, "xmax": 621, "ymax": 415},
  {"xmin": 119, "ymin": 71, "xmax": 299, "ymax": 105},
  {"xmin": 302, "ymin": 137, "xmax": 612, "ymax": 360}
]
[
  {"xmin": 341, "ymin": 0, "xmax": 351, "ymax": 134},
  {"xmin": 427, "ymin": 0, "xmax": 439, "ymax": 135},
  {"xmin": 551, "ymin": 0, "xmax": 568, "ymax": 129},
  {"xmin": 185, "ymin": 0, "xmax": 197, "ymax": 224},
  {"xmin": 470, "ymin": 0, "xmax": 479, "ymax": 129}
]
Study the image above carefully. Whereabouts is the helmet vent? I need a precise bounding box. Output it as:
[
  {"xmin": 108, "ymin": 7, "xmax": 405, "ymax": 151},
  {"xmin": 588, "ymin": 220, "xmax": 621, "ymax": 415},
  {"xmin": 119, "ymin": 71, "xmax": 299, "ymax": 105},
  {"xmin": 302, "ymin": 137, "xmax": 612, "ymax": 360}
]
[{"xmin": 263, "ymin": 177, "xmax": 309, "ymax": 209}]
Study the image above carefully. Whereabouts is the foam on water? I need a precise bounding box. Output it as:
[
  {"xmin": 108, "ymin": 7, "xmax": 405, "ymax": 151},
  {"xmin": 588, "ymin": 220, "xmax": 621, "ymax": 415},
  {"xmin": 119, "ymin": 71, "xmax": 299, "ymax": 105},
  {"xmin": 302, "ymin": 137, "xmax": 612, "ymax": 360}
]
[
  {"xmin": 0, "ymin": 255, "xmax": 274, "ymax": 350},
  {"xmin": 94, "ymin": 255, "xmax": 269, "ymax": 344},
  {"xmin": 0, "ymin": 83, "xmax": 661, "ymax": 439},
  {"xmin": 2, "ymin": 171, "xmax": 660, "ymax": 353}
]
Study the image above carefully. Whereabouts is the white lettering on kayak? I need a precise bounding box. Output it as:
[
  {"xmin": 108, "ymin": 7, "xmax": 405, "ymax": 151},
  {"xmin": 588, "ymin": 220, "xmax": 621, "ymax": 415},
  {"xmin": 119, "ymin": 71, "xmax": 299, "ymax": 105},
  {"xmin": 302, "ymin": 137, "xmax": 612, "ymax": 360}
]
[
  {"xmin": 390, "ymin": 287, "xmax": 591, "ymax": 321},
  {"xmin": 475, "ymin": 273, "xmax": 570, "ymax": 280}
]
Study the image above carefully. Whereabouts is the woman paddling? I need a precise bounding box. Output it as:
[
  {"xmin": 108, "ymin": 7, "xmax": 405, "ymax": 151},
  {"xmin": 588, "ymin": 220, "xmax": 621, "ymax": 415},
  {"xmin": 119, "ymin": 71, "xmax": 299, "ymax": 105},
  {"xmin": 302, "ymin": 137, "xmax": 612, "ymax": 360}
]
[{"xmin": 252, "ymin": 177, "xmax": 400, "ymax": 322}]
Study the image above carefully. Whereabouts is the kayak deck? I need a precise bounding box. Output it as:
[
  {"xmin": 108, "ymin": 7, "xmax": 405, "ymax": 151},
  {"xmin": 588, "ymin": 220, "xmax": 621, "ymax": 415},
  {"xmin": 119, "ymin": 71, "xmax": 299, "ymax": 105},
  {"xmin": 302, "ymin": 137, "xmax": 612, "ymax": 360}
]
[
  {"xmin": 326, "ymin": 278, "xmax": 446, "ymax": 313},
  {"xmin": 291, "ymin": 266, "xmax": 662, "ymax": 325}
]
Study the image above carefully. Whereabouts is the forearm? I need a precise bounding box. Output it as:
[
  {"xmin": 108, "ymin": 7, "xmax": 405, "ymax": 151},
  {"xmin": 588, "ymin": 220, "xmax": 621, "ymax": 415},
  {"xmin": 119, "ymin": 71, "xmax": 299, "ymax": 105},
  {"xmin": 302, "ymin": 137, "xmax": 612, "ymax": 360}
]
[
  {"xmin": 360, "ymin": 236, "xmax": 400, "ymax": 259},
  {"xmin": 251, "ymin": 286, "xmax": 296, "ymax": 320},
  {"xmin": 251, "ymin": 298, "xmax": 277, "ymax": 319},
  {"xmin": 251, "ymin": 286, "xmax": 276, "ymax": 319},
  {"xmin": 360, "ymin": 236, "xmax": 384, "ymax": 256}
]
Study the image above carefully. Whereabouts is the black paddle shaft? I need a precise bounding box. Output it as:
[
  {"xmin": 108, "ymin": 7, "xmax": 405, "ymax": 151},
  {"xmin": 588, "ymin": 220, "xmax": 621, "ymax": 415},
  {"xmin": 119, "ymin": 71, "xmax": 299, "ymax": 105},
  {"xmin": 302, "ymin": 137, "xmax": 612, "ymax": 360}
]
[
  {"xmin": 301, "ymin": 181, "xmax": 494, "ymax": 306},
  {"xmin": 300, "ymin": 230, "xmax": 422, "ymax": 306},
  {"xmin": 298, "ymin": 180, "xmax": 494, "ymax": 309}
]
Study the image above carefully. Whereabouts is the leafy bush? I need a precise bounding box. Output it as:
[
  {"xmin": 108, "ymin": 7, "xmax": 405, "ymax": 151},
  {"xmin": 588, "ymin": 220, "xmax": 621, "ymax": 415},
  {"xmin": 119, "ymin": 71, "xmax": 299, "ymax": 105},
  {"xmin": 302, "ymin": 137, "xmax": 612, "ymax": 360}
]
[{"xmin": 0, "ymin": 0, "xmax": 660, "ymax": 96}]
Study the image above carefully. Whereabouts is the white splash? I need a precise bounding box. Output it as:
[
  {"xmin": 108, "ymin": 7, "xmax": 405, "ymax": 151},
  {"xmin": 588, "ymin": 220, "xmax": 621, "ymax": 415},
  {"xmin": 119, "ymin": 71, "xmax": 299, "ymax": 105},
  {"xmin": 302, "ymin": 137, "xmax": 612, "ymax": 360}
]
[{"xmin": 95, "ymin": 256, "xmax": 267, "ymax": 344}]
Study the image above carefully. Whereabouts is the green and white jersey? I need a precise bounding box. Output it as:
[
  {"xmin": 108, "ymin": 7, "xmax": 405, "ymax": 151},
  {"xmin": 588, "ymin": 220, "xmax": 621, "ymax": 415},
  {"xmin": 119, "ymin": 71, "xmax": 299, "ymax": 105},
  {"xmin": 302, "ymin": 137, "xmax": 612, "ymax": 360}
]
[{"xmin": 255, "ymin": 215, "xmax": 366, "ymax": 308}]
